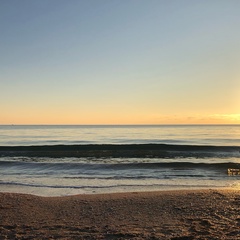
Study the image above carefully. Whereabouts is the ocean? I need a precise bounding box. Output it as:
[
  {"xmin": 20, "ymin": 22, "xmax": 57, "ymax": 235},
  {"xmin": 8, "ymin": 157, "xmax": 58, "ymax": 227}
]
[{"xmin": 0, "ymin": 125, "xmax": 240, "ymax": 196}]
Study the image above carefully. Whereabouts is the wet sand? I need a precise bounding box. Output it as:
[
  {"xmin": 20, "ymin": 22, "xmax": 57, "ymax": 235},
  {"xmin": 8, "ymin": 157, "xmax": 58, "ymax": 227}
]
[{"xmin": 0, "ymin": 189, "xmax": 240, "ymax": 239}]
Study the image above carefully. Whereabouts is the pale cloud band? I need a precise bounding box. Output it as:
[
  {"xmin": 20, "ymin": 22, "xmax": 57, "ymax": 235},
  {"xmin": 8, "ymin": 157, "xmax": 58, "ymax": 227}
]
[{"xmin": 155, "ymin": 114, "xmax": 240, "ymax": 124}]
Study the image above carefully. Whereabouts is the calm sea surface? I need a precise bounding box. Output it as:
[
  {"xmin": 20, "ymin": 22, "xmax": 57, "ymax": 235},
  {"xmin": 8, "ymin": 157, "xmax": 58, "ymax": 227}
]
[
  {"xmin": 1, "ymin": 124, "xmax": 240, "ymax": 146},
  {"xmin": 0, "ymin": 125, "xmax": 240, "ymax": 196}
]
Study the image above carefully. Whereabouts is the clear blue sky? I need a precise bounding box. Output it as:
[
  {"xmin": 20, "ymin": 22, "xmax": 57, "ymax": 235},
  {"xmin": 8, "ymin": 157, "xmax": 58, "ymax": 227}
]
[{"xmin": 1, "ymin": 0, "xmax": 240, "ymax": 124}]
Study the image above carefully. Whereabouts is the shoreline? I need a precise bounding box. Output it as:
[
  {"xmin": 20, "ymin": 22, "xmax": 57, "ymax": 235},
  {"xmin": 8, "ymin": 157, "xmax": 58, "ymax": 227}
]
[
  {"xmin": 0, "ymin": 185, "xmax": 236, "ymax": 197},
  {"xmin": 1, "ymin": 188, "xmax": 239, "ymax": 239}
]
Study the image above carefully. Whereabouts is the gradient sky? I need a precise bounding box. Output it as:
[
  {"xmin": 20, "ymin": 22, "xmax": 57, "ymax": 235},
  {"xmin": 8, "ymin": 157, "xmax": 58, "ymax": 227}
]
[{"xmin": 1, "ymin": 0, "xmax": 240, "ymax": 124}]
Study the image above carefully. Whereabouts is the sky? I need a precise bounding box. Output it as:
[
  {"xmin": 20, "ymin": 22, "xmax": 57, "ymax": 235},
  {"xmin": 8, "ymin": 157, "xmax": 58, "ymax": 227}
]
[{"xmin": 1, "ymin": 0, "xmax": 240, "ymax": 125}]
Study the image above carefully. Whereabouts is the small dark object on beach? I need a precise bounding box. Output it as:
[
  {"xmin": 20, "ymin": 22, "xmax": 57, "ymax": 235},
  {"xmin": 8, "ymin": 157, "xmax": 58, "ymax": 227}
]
[{"xmin": 228, "ymin": 168, "xmax": 240, "ymax": 175}]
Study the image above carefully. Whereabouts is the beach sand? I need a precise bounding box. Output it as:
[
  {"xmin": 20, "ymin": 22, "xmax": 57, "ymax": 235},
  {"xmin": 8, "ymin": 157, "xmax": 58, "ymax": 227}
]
[{"xmin": 0, "ymin": 189, "xmax": 240, "ymax": 239}]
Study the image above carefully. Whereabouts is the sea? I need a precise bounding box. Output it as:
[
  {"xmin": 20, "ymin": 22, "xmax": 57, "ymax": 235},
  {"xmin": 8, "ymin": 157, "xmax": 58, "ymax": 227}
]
[{"xmin": 0, "ymin": 125, "xmax": 240, "ymax": 196}]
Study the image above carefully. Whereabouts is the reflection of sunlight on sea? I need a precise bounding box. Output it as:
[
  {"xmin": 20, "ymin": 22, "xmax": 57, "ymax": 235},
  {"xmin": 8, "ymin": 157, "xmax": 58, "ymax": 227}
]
[{"xmin": 1, "ymin": 125, "xmax": 240, "ymax": 146}]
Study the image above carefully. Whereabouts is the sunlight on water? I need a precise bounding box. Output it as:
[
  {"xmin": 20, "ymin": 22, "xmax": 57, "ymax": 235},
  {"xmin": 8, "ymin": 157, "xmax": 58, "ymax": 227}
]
[{"xmin": 0, "ymin": 125, "xmax": 240, "ymax": 146}]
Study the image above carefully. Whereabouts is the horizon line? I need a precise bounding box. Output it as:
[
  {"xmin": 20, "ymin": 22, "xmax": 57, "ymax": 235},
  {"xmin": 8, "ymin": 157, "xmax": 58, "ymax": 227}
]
[{"xmin": 1, "ymin": 124, "xmax": 240, "ymax": 126}]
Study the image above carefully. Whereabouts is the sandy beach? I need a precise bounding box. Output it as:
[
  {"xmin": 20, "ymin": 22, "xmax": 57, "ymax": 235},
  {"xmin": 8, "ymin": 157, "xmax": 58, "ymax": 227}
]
[{"xmin": 0, "ymin": 189, "xmax": 240, "ymax": 239}]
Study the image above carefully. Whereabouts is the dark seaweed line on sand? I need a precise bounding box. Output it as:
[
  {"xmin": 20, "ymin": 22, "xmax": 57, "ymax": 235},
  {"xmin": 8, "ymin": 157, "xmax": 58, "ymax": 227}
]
[{"xmin": 0, "ymin": 144, "xmax": 239, "ymax": 158}]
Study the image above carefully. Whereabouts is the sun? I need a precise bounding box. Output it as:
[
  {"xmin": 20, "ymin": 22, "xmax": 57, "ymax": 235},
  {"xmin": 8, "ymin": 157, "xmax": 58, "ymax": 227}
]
[{"xmin": 211, "ymin": 114, "xmax": 240, "ymax": 124}]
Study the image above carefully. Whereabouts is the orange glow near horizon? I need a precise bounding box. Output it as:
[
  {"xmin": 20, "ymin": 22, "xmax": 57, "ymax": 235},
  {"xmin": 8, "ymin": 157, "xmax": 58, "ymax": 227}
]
[{"xmin": 2, "ymin": 112, "xmax": 240, "ymax": 125}]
